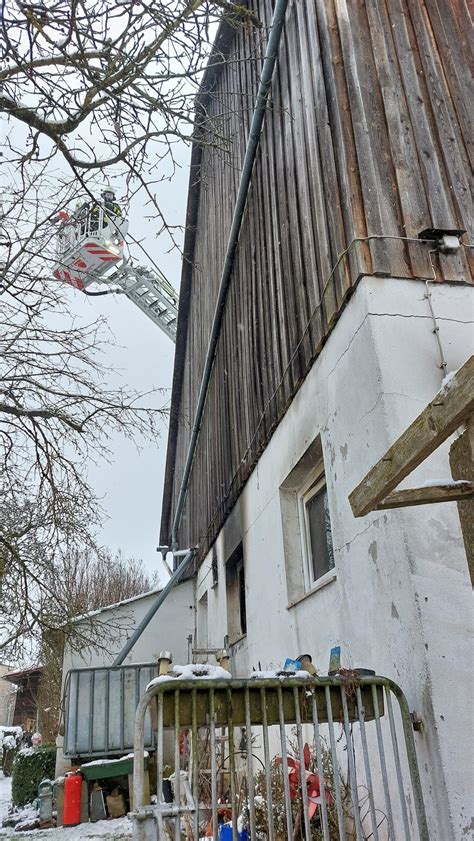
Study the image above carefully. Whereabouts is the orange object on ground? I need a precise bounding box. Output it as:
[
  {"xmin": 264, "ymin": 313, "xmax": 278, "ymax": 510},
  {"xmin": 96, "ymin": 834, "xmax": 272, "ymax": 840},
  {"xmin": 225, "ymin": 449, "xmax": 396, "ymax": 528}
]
[{"xmin": 63, "ymin": 771, "xmax": 83, "ymax": 826}]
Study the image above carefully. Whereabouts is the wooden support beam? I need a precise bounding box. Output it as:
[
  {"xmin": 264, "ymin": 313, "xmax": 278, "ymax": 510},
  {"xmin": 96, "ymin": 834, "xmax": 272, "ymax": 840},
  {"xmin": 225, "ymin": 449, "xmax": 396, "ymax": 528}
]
[
  {"xmin": 449, "ymin": 418, "xmax": 474, "ymax": 583},
  {"xmin": 349, "ymin": 356, "xmax": 474, "ymax": 517},
  {"xmin": 375, "ymin": 482, "xmax": 474, "ymax": 511}
]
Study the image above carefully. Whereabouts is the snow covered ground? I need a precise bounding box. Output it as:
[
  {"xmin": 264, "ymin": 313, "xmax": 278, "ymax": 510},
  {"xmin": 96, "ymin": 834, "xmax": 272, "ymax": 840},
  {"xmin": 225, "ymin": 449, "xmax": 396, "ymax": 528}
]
[
  {"xmin": 0, "ymin": 772, "xmax": 132, "ymax": 839},
  {"xmin": 0, "ymin": 774, "xmax": 11, "ymax": 830}
]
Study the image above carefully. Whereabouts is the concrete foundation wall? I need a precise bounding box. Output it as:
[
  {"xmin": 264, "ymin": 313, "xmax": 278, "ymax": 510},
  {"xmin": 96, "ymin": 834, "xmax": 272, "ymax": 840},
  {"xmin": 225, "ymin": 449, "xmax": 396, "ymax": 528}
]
[{"xmin": 196, "ymin": 277, "xmax": 474, "ymax": 841}]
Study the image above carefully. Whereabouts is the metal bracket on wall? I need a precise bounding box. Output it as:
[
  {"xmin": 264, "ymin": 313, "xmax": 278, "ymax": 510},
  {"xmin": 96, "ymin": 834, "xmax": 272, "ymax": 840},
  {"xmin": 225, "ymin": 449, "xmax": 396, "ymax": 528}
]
[
  {"xmin": 410, "ymin": 711, "xmax": 424, "ymax": 733},
  {"xmin": 418, "ymin": 227, "xmax": 466, "ymax": 254}
]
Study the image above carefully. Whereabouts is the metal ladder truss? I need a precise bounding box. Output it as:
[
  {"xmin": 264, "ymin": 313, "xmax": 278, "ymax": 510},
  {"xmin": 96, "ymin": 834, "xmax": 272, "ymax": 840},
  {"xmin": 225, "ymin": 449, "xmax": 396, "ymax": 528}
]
[
  {"xmin": 131, "ymin": 674, "xmax": 429, "ymax": 841},
  {"xmin": 110, "ymin": 264, "xmax": 179, "ymax": 342}
]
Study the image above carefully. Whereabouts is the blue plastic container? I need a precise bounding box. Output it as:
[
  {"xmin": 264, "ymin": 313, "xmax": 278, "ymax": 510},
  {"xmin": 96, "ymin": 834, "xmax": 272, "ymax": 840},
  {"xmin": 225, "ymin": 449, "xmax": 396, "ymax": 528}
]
[{"xmin": 218, "ymin": 823, "xmax": 249, "ymax": 841}]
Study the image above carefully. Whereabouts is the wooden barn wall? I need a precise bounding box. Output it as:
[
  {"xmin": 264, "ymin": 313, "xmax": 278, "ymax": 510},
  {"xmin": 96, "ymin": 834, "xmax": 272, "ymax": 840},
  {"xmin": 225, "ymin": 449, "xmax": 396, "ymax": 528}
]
[{"xmin": 161, "ymin": 0, "xmax": 473, "ymax": 557}]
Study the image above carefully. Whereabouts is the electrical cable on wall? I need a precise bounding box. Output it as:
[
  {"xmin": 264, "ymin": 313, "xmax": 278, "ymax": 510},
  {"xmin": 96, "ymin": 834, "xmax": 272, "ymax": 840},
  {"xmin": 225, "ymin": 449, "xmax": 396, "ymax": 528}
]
[{"xmin": 217, "ymin": 233, "xmax": 469, "ymax": 519}]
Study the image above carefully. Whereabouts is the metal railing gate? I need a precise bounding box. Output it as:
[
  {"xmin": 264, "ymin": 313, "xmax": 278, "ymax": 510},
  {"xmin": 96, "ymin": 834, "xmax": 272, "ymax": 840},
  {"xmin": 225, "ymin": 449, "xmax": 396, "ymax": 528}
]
[{"xmin": 130, "ymin": 675, "xmax": 429, "ymax": 841}]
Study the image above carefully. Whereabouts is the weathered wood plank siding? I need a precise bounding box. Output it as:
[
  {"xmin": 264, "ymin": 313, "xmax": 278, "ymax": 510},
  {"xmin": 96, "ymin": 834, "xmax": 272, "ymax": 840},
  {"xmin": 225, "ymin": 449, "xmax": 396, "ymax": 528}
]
[{"xmin": 160, "ymin": 0, "xmax": 473, "ymax": 557}]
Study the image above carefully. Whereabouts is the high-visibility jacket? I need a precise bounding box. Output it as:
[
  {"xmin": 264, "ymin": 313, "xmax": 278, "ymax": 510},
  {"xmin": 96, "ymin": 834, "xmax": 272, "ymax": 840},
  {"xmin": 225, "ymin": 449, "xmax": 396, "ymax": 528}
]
[{"xmin": 104, "ymin": 200, "xmax": 122, "ymax": 217}]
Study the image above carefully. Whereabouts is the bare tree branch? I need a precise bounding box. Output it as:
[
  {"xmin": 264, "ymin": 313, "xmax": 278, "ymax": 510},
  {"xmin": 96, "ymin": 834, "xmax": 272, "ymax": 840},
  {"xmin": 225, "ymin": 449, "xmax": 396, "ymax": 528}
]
[{"xmin": 0, "ymin": 0, "xmax": 263, "ymax": 662}]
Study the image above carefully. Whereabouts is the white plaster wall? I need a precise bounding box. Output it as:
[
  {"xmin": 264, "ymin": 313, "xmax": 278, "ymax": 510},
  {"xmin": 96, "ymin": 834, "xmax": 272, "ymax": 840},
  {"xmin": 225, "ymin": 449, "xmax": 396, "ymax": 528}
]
[
  {"xmin": 62, "ymin": 578, "xmax": 195, "ymax": 676},
  {"xmin": 196, "ymin": 277, "xmax": 474, "ymax": 841}
]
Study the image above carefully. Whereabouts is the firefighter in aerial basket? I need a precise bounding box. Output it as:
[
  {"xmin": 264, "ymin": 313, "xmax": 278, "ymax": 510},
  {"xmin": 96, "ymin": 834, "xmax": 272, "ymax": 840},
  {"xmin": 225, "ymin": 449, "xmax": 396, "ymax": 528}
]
[
  {"xmin": 101, "ymin": 186, "xmax": 122, "ymax": 228},
  {"xmin": 86, "ymin": 187, "xmax": 121, "ymax": 233}
]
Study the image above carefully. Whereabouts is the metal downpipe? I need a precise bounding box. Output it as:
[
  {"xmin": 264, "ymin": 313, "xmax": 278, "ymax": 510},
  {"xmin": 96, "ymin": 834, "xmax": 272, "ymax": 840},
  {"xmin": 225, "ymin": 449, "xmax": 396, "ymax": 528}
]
[
  {"xmin": 171, "ymin": 0, "xmax": 289, "ymax": 550},
  {"xmin": 113, "ymin": 549, "xmax": 194, "ymax": 666}
]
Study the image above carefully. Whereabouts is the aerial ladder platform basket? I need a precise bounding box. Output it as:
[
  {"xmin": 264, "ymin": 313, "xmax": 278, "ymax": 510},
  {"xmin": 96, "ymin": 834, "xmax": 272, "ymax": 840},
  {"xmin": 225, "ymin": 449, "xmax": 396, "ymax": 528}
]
[{"xmin": 53, "ymin": 205, "xmax": 179, "ymax": 342}]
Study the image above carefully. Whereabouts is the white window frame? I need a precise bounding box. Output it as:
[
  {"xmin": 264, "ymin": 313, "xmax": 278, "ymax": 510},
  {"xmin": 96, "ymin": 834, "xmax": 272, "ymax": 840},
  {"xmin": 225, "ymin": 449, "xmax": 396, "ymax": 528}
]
[{"xmin": 298, "ymin": 468, "xmax": 335, "ymax": 592}]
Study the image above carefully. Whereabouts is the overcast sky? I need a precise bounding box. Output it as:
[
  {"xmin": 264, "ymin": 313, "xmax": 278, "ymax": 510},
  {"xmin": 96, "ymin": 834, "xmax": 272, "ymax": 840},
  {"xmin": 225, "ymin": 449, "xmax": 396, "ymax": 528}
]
[{"xmin": 65, "ymin": 149, "xmax": 190, "ymax": 580}]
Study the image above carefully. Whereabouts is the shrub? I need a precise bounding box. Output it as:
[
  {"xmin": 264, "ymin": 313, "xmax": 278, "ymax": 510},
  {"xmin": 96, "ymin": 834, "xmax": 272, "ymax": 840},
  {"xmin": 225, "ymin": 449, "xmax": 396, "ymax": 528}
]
[
  {"xmin": 1, "ymin": 728, "xmax": 22, "ymax": 777},
  {"xmin": 11, "ymin": 747, "xmax": 56, "ymax": 807}
]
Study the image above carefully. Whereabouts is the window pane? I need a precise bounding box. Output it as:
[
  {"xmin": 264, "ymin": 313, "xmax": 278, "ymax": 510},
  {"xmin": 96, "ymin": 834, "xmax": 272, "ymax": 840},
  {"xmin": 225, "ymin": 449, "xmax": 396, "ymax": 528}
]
[{"xmin": 306, "ymin": 486, "xmax": 334, "ymax": 582}]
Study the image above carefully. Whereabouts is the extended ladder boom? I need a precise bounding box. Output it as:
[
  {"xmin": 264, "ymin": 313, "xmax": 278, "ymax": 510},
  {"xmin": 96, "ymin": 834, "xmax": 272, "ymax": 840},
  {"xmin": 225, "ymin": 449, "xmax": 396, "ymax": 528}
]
[{"xmin": 110, "ymin": 264, "xmax": 179, "ymax": 342}]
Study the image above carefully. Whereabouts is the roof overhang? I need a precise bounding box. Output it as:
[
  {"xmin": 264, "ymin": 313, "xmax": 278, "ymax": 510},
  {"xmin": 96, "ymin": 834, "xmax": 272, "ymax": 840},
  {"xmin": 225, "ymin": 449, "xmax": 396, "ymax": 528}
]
[{"xmin": 2, "ymin": 667, "xmax": 44, "ymax": 686}]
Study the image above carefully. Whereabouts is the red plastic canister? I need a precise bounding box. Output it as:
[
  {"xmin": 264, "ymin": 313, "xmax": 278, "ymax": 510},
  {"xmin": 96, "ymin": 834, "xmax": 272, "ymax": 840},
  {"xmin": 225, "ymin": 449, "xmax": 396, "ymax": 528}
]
[{"xmin": 63, "ymin": 771, "xmax": 83, "ymax": 826}]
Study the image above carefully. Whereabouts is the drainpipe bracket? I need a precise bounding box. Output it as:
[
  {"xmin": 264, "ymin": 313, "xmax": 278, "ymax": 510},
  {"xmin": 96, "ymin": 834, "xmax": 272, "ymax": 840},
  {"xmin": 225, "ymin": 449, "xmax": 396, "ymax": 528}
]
[{"xmin": 410, "ymin": 711, "xmax": 424, "ymax": 733}]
